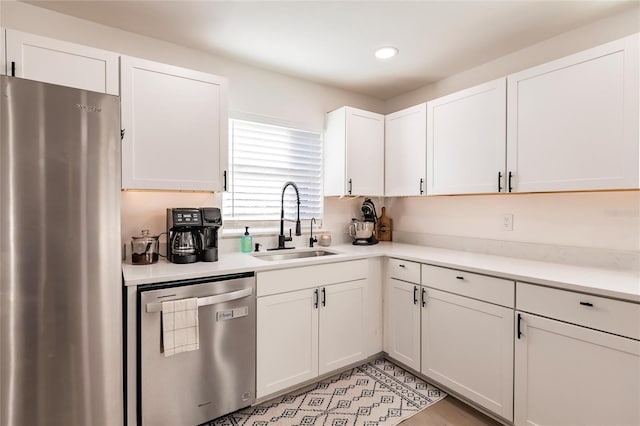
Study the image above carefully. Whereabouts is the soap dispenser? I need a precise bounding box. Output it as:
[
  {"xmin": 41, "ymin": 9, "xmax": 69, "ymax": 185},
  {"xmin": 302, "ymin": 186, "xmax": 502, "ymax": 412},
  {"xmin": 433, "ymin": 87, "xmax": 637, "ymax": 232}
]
[{"xmin": 241, "ymin": 226, "xmax": 253, "ymax": 253}]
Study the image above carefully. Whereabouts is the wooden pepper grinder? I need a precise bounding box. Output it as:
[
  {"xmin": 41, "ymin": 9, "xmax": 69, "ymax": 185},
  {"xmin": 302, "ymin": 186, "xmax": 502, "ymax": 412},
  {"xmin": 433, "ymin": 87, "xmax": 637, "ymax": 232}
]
[{"xmin": 377, "ymin": 206, "xmax": 392, "ymax": 241}]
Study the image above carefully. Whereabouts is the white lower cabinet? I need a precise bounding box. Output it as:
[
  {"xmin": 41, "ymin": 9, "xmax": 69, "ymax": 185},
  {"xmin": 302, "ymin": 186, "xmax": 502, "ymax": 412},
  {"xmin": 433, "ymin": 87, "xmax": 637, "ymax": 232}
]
[
  {"xmin": 514, "ymin": 312, "xmax": 640, "ymax": 426},
  {"xmin": 384, "ymin": 278, "xmax": 421, "ymax": 371},
  {"xmin": 384, "ymin": 260, "xmax": 515, "ymax": 421},
  {"xmin": 421, "ymin": 288, "xmax": 514, "ymax": 421},
  {"xmin": 318, "ymin": 280, "xmax": 365, "ymax": 375},
  {"xmin": 258, "ymin": 257, "xmax": 640, "ymax": 424},
  {"xmin": 515, "ymin": 282, "xmax": 640, "ymax": 426},
  {"xmin": 257, "ymin": 288, "xmax": 319, "ymax": 398},
  {"xmin": 256, "ymin": 261, "xmax": 368, "ymax": 399}
]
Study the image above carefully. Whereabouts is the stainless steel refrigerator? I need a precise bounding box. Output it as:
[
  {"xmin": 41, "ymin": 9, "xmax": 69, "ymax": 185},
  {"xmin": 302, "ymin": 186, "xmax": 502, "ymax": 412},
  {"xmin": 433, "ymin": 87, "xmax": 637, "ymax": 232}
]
[{"xmin": 0, "ymin": 76, "xmax": 123, "ymax": 426}]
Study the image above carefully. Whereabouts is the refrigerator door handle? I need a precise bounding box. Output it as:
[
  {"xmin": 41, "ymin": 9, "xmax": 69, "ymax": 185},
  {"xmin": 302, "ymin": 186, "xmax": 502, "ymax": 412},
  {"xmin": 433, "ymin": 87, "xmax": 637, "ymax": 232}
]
[{"xmin": 146, "ymin": 287, "xmax": 253, "ymax": 313}]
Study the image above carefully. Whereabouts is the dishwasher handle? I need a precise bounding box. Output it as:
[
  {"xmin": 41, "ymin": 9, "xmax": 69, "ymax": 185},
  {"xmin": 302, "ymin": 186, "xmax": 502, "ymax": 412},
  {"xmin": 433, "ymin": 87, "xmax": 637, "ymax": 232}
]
[{"xmin": 145, "ymin": 287, "xmax": 253, "ymax": 313}]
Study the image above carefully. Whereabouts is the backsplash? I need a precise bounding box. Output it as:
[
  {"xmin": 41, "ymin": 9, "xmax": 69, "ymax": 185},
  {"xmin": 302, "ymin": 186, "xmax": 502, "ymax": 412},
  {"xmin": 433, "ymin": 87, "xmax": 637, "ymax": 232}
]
[
  {"xmin": 122, "ymin": 190, "xmax": 638, "ymax": 271},
  {"xmin": 394, "ymin": 231, "xmax": 639, "ymax": 272},
  {"xmin": 121, "ymin": 190, "xmax": 221, "ymax": 246},
  {"xmin": 120, "ymin": 192, "xmax": 362, "ymax": 257}
]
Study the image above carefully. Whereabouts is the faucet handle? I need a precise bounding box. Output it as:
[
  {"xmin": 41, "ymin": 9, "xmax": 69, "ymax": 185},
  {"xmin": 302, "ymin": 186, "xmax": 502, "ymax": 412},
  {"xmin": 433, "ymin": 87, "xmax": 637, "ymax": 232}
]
[{"xmin": 285, "ymin": 228, "xmax": 293, "ymax": 242}]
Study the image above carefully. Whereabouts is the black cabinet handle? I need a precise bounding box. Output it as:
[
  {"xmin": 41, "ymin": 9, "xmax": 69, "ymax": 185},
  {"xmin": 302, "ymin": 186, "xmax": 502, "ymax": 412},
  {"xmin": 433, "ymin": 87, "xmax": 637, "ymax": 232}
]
[
  {"xmin": 498, "ymin": 171, "xmax": 503, "ymax": 192},
  {"xmin": 314, "ymin": 288, "xmax": 319, "ymax": 309},
  {"xmin": 421, "ymin": 287, "xmax": 426, "ymax": 308},
  {"xmin": 10, "ymin": 61, "xmax": 15, "ymax": 77},
  {"xmin": 223, "ymin": 170, "xmax": 228, "ymax": 191},
  {"xmin": 455, "ymin": 276, "xmax": 464, "ymax": 280},
  {"xmin": 420, "ymin": 178, "xmax": 424, "ymax": 195},
  {"xmin": 413, "ymin": 286, "xmax": 418, "ymax": 305},
  {"xmin": 508, "ymin": 171, "xmax": 513, "ymax": 193},
  {"xmin": 321, "ymin": 287, "xmax": 326, "ymax": 307},
  {"xmin": 517, "ymin": 313, "xmax": 523, "ymax": 339},
  {"xmin": 348, "ymin": 178, "xmax": 352, "ymax": 195},
  {"xmin": 399, "ymin": 264, "xmax": 406, "ymax": 268},
  {"xmin": 579, "ymin": 301, "xmax": 594, "ymax": 307},
  {"xmin": 120, "ymin": 129, "xmax": 126, "ymax": 141}
]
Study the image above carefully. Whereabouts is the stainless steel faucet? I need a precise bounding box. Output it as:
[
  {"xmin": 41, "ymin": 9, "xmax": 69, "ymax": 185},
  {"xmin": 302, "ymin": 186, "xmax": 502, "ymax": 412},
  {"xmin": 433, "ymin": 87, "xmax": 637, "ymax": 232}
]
[{"xmin": 269, "ymin": 181, "xmax": 301, "ymax": 250}]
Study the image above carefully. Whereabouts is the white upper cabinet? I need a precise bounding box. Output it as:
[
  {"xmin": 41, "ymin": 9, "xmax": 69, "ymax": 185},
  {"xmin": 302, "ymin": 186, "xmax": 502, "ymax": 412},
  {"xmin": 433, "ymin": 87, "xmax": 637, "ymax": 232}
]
[
  {"xmin": 324, "ymin": 106, "xmax": 384, "ymax": 196},
  {"xmin": 427, "ymin": 78, "xmax": 507, "ymax": 195},
  {"xmin": 5, "ymin": 29, "xmax": 119, "ymax": 95},
  {"xmin": 120, "ymin": 56, "xmax": 228, "ymax": 191},
  {"xmin": 507, "ymin": 34, "xmax": 639, "ymax": 192},
  {"xmin": 385, "ymin": 103, "xmax": 427, "ymax": 196}
]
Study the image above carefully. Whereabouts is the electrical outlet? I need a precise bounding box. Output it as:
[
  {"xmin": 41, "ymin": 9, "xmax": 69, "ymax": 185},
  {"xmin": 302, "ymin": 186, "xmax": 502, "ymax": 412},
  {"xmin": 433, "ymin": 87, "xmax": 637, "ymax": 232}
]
[{"xmin": 503, "ymin": 214, "xmax": 514, "ymax": 231}]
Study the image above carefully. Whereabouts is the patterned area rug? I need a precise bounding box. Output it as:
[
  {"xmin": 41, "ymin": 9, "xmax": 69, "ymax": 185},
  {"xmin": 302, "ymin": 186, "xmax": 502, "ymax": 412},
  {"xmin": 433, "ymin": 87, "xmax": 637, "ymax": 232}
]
[{"xmin": 208, "ymin": 358, "xmax": 447, "ymax": 426}]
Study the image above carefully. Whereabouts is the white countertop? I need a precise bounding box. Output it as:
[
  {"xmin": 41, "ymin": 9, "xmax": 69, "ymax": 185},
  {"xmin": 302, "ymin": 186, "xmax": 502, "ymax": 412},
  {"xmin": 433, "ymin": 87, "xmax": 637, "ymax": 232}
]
[{"xmin": 122, "ymin": 242, "xmax": 640, "ymax": 302}]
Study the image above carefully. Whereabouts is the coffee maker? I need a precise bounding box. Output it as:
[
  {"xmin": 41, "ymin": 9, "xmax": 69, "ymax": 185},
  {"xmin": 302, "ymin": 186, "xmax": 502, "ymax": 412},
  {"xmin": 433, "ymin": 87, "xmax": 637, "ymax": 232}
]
[
  {"xmin": 167, "ymin": 208, "xmax": 202, "ymax": 264},
  {"xmin": 198, "ymin": 207, "xmax": 222, "ymax": 262}
]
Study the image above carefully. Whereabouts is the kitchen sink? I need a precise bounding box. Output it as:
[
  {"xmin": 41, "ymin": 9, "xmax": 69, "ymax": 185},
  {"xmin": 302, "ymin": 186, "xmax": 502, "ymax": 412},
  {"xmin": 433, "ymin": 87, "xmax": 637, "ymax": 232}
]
[{"xmin": 252, "ymin": 249, "xmax": 338, "ymax": 261}]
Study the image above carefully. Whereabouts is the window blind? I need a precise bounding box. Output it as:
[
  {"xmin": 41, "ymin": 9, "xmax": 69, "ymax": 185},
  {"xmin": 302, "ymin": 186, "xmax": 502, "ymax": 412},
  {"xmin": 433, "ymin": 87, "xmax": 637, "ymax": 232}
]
[{"xmin": 223, "ymin": 119, "xmax": 323, "ymax": 224}]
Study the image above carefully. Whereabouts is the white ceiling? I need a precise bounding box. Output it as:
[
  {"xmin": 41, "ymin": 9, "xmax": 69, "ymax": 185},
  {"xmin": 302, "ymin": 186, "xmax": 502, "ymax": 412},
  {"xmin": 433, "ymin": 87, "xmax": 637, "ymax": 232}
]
[{"xmin": 26, "ymin": 0, "xmax": 639, "ymax": 100}]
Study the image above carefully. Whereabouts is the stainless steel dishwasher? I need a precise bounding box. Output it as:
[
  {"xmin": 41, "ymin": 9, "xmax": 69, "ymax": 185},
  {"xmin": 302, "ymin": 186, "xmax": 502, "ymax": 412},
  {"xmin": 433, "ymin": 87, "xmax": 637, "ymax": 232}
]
[{"xmin": 138, "ymin": 272, "xmax": 256, "ymax": 426}]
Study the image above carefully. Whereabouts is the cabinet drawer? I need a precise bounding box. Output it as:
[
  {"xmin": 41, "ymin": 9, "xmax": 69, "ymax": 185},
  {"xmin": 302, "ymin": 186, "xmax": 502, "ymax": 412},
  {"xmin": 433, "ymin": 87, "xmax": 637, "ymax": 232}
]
[
  {"xmin": 422, "ymin": 264, "xmax": 514, "ymax": 308},
  {"xmin": 388, "ymin": 258, "xmax": 420, "ymax": 283},
  {"xmin": 517, "ymin": 282, "xmax": 640, "ymax": 340},
  {"xmin": 257, "ymin": 260, "xmax": 367, "ymax": 297}
]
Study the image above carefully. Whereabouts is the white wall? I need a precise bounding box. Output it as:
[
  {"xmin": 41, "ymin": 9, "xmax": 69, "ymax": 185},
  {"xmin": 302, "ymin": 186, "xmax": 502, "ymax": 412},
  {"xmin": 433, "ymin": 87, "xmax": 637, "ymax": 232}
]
[{"xmin": 382, "ymin": 6, "xmax": 640, "ymax": 254}]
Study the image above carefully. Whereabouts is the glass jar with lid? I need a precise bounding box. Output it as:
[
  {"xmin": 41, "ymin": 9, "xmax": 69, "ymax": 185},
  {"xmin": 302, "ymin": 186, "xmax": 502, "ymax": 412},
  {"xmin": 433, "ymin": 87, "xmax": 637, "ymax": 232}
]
[{"xmin": 131, "ymin": 229, "xmax": 160, "ymax": 265}]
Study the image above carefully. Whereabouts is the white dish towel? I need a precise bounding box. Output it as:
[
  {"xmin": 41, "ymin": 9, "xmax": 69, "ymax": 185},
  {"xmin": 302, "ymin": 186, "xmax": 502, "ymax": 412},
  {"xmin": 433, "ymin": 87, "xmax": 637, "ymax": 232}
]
[{"xmin": 161, "ymin": 297, "xmax": 199, "ymax": 357}]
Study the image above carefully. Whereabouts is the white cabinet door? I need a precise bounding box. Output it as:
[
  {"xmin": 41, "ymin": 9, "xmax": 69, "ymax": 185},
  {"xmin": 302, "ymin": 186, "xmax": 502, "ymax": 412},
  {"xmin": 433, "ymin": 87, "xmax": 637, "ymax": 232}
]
[
  {"xmin": 318, "ymin": 279, "xmax": 366, "ymax": 375},
  {"xmin": 5, "ymin": 29, "xmax": 119, "ymax": 95},
  {"xmin": 120, "ymin": 56, "xmax": 228, "ymax": 191},
  {"xmin": 384, "ymin": 278, "xmax": 421, "ymax": 371},
  {"xmin": 421, "ymin": 288, "xmax": 514, "ymax": 421},
  {"xmin": 256, "ymin": 289, "xmax": 319, "ymax": 399},
  {"xmin": 507, "ymin": 35, "xmax": 639, "ymax": 192},
  {"xmin": 514, "ymin": 312, "xmax": 640, "ymax": 426},
  {"xmin": 427, "ymin": 78, "xmax": 506, "ymax": 195},
  {"xmin": 324, "ymin": 106, "xmax": 384, "ymax": 196},
  {"xmin": 385, "ymin": 103, "xmax": 427, "ymax": 196},
  {"xmin": 346, "ymin": 107, "xmax": 384, "ymax": 196}
]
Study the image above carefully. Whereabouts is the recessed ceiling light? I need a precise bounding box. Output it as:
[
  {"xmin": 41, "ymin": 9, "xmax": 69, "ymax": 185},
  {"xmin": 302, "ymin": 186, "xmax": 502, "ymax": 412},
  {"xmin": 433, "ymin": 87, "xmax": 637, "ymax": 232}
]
[{"xmin": 375, "ymin": 46, "xmax": 398, "ymax": 60}]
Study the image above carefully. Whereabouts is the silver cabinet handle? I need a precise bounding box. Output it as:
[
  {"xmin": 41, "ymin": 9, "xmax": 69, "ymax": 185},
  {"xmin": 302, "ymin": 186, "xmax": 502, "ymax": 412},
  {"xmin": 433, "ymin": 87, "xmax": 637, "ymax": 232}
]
[{"xmin": 146, "ymin": 287, "xmax": 253, "ymax": 313}]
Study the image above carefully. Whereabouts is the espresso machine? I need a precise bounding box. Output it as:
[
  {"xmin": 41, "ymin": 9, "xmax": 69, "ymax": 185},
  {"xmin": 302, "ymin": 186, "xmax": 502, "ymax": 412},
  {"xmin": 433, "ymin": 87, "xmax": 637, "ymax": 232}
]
[
  {"xmin": 167, "ymin": 208, "xmax": 202, "ymax": 264},
  {"xmin": 198, "ymin": 207, "xmax": 222, "ymax": 262}
]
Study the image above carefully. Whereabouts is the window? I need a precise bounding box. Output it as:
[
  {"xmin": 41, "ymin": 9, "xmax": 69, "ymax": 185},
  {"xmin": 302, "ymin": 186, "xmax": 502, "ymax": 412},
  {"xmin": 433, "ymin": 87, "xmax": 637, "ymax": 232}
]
[{"xmin": 223, "ymin": 119, "xmax": 323, "ymax": 232}]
